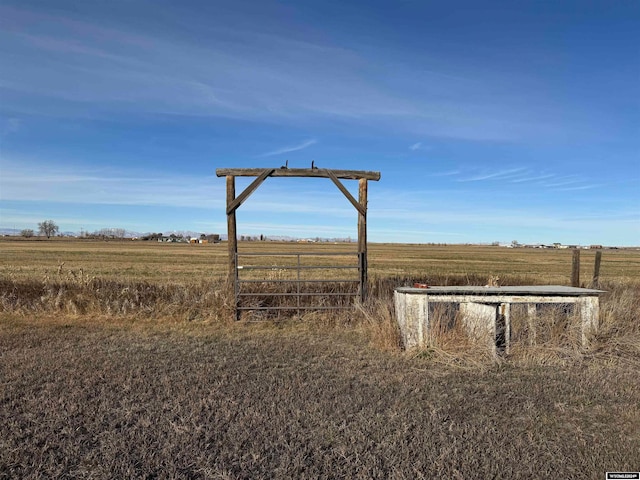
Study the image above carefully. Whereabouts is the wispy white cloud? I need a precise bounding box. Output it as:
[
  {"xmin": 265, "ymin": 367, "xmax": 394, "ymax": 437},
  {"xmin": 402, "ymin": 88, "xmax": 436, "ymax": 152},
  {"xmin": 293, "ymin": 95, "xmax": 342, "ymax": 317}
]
[
  {"xmin": 0, "ymin": 158, "xmax": 225, "ymax": 209},
  {"xmin": 0, "ymin": 157, "xmax": 362, "ymax": 221},
  {"xmin": 258, "ymin": 139, "xmax": 317, "ymax": 158},
  {"xmin": 526, "ymin": 174, "xmax": 596, "ymax": 192},
  {"xmin": 0, "ymin": 4, "xmax": 602, "ymax": 141},
  {"xmin": 409, "ymin": 142, "xmax": 432, "ymax": 152},
  {"xmin": 457, "ymin": 167, "xmax": 528, "ymax": 182},
  {"xmin": 539, "ymin": 176, "xmax": 585, "ymax": 188},
  {"xmin": 428, "ymin": 169, "xmax": 461, "ymax": 177},
  {"xmin": 554, "ymin": 184, "xmax": 601, "ymax": 192},
  {"xmin": 441, "ymin": 167, "xmax": 600, "ymax": 193},
  {"xmin": 371, "ymin": 203, "xmax": 638, "ymax": 245},
  {"xmin": 2, "ymin": 157, "xmax": 636, "ymax": 245},
  {"xmin": 509, "ymin": 173, "xmax": 555, "ymax": 183}
]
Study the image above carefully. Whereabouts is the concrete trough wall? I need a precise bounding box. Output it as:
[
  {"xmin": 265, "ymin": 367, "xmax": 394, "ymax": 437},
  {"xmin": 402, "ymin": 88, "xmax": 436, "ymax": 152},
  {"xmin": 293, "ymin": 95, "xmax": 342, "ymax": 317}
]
[
  {"xmin": 459, "ymin": 302, "xmax": 497, "ymax": 349},
  {"xmin": 394, "ymin": 286, "xmax": 604, "ymax": 353},
  {"xmin": 394, "ymin": 292, "xmax": 430, "ymax": 349}
]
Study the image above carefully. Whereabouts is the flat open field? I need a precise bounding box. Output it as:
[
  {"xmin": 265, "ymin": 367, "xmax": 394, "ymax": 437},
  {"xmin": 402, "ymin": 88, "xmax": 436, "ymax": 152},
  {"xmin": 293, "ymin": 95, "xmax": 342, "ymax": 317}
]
[
  {"xmin": 2, "ymin": 237, "xmax": 639, "ymax": 283},
  {"xmin": 1, "ymin": 238, "xmax": 639, "ymax": 478}
]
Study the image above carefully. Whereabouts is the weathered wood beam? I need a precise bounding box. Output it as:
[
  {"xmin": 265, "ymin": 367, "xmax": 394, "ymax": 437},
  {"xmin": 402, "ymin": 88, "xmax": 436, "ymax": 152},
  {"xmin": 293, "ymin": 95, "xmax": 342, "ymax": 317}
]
[
  {"xmin": 326, "ymin": 169, "xmax": 366, "ymax": 216},
  {"xmin": 226, "ymin": 168, "xmax": 275, "ymax": 215},
  {"xmin": 216, "ymin": 168, "xmax": 381, "ymax": 181},
  {"xmin": 226, "ymin": 176, "xmax": 237, "ymax": 282},
  {"xmin": 571, "ymin": 249, "xmax": 580, "ymax": 287},
  {"xmin": 358, "ymin": 178, "xmax": 368, "ymax": 301}
]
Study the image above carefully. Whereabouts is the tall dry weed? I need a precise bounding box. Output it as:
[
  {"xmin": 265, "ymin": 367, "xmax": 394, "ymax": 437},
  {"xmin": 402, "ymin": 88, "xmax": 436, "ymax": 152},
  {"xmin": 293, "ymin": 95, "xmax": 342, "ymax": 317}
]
[
  {"xmin": 355, "ymin": 299, "xmax": 402, "ymax": 351},
  {"xmin": 2, "ymin": 267, "xmax": 639, "ymax": 367},
  {"xmin": 496, "ymin": 281, "xmax": 640, "ymax": 366},
  {"xmin": 355, "ymin": 298, "xmax": 496, "ymax": 369},
  {"xmin": 0, "ymin": 266, "xmax": 235, "ymax": 323},
  {"xmin": 589, "ymin": 281, "xmax": 640, "ymax": 363}
]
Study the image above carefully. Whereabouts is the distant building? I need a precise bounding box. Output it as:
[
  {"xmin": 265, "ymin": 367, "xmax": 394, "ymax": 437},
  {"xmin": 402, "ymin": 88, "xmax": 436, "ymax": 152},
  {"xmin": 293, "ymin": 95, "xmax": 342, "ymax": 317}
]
[
  {"xmin": 190, "ymin": 237, "xmax": 210, "ymax": 244},
  {"xmin": 159, "ymin": 235, "xmax": 184, "ymax": 243}
]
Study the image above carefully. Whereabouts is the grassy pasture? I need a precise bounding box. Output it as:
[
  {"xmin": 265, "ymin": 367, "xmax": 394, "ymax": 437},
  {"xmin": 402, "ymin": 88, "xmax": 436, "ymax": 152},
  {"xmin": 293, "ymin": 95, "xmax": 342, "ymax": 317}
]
[
  {"xmin": 370, "ymin": 243, "xmax": 640, "ymax": 284},
  {"xmin": 2, "ymin": 237, "xmax": 639, "ymax": 283},
  {"xmin": 0, "ymin": 237, "xmax": 228, "ymax": 283},
  {"xmin": 1, "ymin": 238, "xmax": 639, "ymax": 478}
]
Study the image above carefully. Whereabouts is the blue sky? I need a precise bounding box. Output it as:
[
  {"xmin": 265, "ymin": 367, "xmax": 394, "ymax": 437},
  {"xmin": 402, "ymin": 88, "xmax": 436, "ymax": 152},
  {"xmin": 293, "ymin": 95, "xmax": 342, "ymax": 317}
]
[{"xmin": 0, "ymin": 0, "xmax": 638, "ymax": 245}]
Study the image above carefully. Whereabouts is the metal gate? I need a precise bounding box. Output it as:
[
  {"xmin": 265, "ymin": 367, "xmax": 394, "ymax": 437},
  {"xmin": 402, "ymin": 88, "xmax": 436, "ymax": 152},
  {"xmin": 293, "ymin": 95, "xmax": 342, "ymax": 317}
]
[{"xmin": 234, "ymin": 251, "xmax": 363, "ymax": 318}]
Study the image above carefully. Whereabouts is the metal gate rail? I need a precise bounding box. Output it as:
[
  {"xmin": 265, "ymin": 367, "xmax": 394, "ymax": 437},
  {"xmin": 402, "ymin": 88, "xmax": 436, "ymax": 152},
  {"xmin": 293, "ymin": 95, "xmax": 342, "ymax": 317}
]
[{"xmin": 235, "ymin": 251, "xmax": 362, "ymax": 317}]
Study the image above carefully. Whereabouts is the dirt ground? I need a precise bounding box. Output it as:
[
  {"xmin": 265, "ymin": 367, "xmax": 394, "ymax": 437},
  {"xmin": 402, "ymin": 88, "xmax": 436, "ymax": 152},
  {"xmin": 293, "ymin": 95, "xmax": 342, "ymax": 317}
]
[{"xmin": 1, "ymin": 316, "xmax": 638, "ymax": 479}]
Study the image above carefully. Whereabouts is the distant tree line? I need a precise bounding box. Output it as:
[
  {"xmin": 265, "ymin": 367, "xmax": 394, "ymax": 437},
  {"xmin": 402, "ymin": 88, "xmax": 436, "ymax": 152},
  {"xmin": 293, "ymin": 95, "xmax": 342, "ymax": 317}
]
[
  {"xmin": 240, "ymin": 235, "xmax": 266, "ymax": 241},
  {"xmin": 85, "ymin": 228, "xmax": 126, "ymax": 239},
  {"xmin": 18, "ymin": 220, "xmax": 61, "ymax": 239},
  {"xmin": 86, "ymin": 228, "xmax": 127, "ymax": 239},
  {"xmin": 236, "ymin": 235, "xmax": 356, "ymax": 243},
  {"xmin": 141, "ymin": 233, "xmax": 165, "ymax": 241},
  {"xmin": 15, "ymin": 222, "xmax": 226, "ymax": 243}
]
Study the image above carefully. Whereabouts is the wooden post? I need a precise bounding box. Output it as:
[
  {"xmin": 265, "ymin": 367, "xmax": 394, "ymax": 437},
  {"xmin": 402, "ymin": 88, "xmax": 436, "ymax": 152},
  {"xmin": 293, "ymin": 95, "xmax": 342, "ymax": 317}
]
[
  {"xmin": 592, "ymin": 250, "xmax": 602, "ymax": 287},
  {"xmin": 571, "ymin": 249, "xmax": 580, "ymax": 287},
  {"xmin": 358, "ymin": 178, "xmax": 368, "ymax": 301},
  {"xmin": 226, "ymin": 175, "xmax": 237, "ymax": 282}
]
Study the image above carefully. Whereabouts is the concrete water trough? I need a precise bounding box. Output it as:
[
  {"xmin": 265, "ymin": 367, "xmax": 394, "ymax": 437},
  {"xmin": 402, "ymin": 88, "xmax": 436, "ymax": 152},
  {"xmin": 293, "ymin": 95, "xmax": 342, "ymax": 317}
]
[{"xmin": 394, "ymin": 285, "xmax": 605, "ymax": 353}]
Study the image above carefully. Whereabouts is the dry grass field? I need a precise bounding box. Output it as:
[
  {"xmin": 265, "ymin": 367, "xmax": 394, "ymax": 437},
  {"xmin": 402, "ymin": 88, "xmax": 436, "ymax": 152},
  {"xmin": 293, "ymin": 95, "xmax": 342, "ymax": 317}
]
[
  {"xmin": 3, "ymin": 237, "xmax": 639, "ymax": 283},
  {"xmin": 1, "ymin": 238, "xmax": 639, "ymax": 478}
]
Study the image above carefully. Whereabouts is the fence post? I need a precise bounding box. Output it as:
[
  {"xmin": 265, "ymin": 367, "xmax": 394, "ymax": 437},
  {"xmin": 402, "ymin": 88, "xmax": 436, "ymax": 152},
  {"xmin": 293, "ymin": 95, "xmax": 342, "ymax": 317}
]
[
  {"xmin": 358, "ymin": 178, "xmax": 368, "ymax": 301},
  {"xmin": 571, "ymin": 249, "xmax": 580, "ymax": 287},
  {"xmin": 592, "ymin": 250, "xmax": 602, "ymax": 287},
  {"xmin": 226, "ymin": 175, "xmax": 239, "ymax": 319}
]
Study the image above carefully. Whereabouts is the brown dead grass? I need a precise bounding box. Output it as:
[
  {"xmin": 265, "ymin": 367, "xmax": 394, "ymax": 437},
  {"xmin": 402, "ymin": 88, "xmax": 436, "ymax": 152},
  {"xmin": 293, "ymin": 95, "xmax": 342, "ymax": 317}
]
[
  {"xmin": 1, "ymin": 315, "xmax": 639, "ymax": 479},
  {"xmin": 2, "ymin": 239, "xmax": 640, "ymax": 477},
  {"xmin": 3, "ymin": 238, "xmax": 639, "ymax": 283}
]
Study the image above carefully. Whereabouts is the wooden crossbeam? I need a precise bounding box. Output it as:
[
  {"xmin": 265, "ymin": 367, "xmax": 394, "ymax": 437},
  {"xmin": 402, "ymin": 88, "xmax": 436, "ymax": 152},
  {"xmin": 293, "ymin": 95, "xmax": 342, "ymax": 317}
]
[{"xmin": 216, "ymin": 168, "xmax": 380, "ymax": 181}]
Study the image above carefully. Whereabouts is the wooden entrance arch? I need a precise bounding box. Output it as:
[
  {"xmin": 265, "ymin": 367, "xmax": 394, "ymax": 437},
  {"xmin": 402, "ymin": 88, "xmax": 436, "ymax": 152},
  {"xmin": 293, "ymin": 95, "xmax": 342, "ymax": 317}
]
[{"xmin": 215, "ymin": 166, "xmax": 381, "ymax": 312}]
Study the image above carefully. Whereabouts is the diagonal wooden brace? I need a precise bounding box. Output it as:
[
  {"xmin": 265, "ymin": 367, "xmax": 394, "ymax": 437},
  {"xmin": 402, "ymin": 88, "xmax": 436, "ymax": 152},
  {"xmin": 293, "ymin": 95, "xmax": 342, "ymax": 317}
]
[
  {"xmin": 226, "ymin": 168, "xmax": 275, "ymax": 215},
  {"xmin": 326, "ymin": 169, "xmax": 366, "ymax": 216}
]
